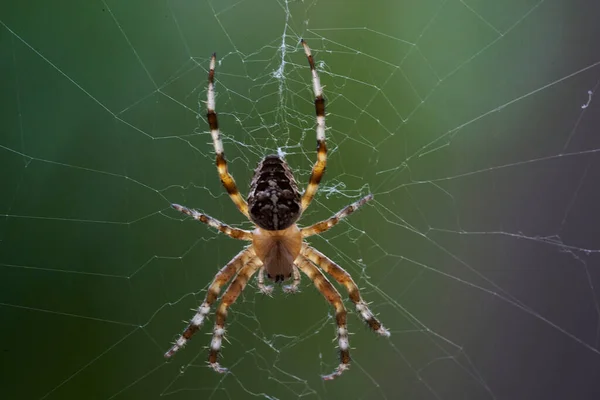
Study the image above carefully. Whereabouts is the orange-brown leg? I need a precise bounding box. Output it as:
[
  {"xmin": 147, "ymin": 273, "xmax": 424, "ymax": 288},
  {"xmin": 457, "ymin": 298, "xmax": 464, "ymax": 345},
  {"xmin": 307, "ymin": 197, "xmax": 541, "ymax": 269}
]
[
  {"xmin": 208, "ymin": 258, "xmax": 262, "ymax": 373},
  {"xmin": 207, "ymin": 53, "xmax": 249, "ymax": 217},
  {"xmin": 296, "ymin": 256, "xmax": 350, "ymax": 380},
  {"xmin": 164, "ymin": 247, "xmax": 255, "ymax": 358},
  {"xmin": 300, "ymin": 39, "xmax": 327, "ymax": 212},
  {"xmin": 301, "ymin": 194, "xmax": 374, "ymax": 238},
  {"xmin": 302, "ymin": 245, "xmax": 390, "ymax": 337},
  {"xmin": 171, "ymin": 203, "xmax": 252, "ymax": 240}
]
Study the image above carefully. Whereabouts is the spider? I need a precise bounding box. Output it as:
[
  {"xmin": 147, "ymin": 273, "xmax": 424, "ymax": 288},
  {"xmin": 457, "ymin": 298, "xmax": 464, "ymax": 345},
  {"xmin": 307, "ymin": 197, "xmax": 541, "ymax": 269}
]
[{"xmin": 164, "ymin": 40, "xmax": 390, "ymax": 380}]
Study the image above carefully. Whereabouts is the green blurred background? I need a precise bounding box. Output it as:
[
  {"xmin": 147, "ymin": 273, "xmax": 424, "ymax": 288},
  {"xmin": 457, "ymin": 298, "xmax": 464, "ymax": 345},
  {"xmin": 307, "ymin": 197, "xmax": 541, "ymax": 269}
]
[{"xmin": 2, "ymin": 0, "xmax": 600, "ymax": 399}]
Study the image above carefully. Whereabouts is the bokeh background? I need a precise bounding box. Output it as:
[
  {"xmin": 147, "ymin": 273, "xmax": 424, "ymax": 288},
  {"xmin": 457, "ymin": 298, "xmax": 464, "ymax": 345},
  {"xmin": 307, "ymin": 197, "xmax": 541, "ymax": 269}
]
[{"xmin": 2, "ymin": 0, "xmax": 600, "ymax": 399}]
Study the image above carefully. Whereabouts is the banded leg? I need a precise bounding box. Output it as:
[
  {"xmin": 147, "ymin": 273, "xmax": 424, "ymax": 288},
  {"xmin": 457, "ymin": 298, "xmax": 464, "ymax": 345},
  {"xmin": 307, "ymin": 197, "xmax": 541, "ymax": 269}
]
[
  {"xmin": 300, "ymin": 39, "xmax": 327, "ymax": 212},
  {"xmin": 207, "ymin": 53, "xmax": 249, "ymax": 217},
  {"xmin": 283, "ymin": 265, "xmax": 301, "ymax": 294},
  {"xmin": 256, "ymin": 267, "xmax": 274, "ymax": 296},
  {"xmin": 301, "ymin": 194, "xmax": 374, "ymax": 238},
  {"xmin": 209, "ymin": 258, "xmax": 263, "ymax": 373},
  {"xmin": 296, "ymin": 256, "xmax": 349, "ymax": 380},
  {"xmin": 302, "ymin": 245, "xmax": 390, "ymax": 337},
  {"xmin": 172, "ymin": 204, "xmax": 252, "ymax": 241},
  {"xmin": 164, "ymin": 247, "xmax": 256, "ymax": 358}
]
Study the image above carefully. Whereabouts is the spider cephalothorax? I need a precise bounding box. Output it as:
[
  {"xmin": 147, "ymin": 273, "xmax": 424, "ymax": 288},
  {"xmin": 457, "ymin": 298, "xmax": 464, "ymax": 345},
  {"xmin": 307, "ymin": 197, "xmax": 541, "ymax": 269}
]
[{"xmin": 165, "ymin": 40, "xmax": 390, "ymax": 380}]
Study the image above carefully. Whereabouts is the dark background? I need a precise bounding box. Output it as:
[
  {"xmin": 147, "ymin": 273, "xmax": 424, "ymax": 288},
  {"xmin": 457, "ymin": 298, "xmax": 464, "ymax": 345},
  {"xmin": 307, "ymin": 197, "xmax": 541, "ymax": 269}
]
[{"xmin": 1, "ymin": 1, "xmax": 600, "ymax": 399}]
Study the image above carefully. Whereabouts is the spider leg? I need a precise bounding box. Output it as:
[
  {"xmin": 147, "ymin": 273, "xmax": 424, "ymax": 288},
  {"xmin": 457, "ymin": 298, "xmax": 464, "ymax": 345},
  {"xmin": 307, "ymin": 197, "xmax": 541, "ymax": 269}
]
[
  {"xmin": 164, "ymin": 247, "xmax": 256, "ymax": 358},
  {"xmin": 296, "ymin": 256, "xmax": 350, "ymax": 380},
  {"xmin": 209, "ymin": 258, "xmax": 262, "ymax": 373},
  {"xmin": 302, "ymin": 245, "xmax": 390, "ymax": 337},
  {"xmin": 207, "ymin": 53, "xmax": 249, "ymax": 217},
  {"xmin": 171, "ymin": 203, "xmax": 252, "ymax": 241},
  {"xmin": 301, "ymin": 194, "xmax": 374, "ymax": 238},
  {"xmin": 256, "ymin": 266, "xmax": 274, "ymax": 296},
  {"xmin": 300, "ymin": 39, "xmax": 327, "ymax": 212},
  {"xmin": 282, "ymin": 264, "xmax": 301, "ymax": 294}
]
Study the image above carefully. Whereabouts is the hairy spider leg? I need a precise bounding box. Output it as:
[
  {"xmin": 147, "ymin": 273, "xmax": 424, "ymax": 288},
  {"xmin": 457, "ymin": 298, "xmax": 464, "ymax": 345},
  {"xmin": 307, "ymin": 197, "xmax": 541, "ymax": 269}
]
[
  {"xmin": 301, "ymin": 194, "xmax": 374, "ymax": 238},
  {"xmin": 208, "ymin": 258, "xmax": 263, "ymax": 373},
  {"xmin": 207, "ymin": 53, "xmax": 249, "ymax": 217},
  {"xmin": 296, "ymin": 256, "xmax": 350, "ymax": 380},
  {"xmin": 171, "ymin": 204, "xmax": 252, "ymax": 240},
  {"xmin": 302, "ymin": 245, "xmax": 390, "ymax": 337},
  {"xmin": 300, "ymin": 39, "xmax": 327, "ymax": 212},
  {"xmin": 164, "ymin": 247, "xmax": 256, "ymax": 358}
]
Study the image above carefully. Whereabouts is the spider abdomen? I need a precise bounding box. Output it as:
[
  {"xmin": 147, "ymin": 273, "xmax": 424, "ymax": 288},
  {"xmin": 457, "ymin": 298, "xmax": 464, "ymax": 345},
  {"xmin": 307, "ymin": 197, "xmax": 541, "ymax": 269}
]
[{"xmin": 248, "ymin": 155, "xmax": 301, "ymax": 230}]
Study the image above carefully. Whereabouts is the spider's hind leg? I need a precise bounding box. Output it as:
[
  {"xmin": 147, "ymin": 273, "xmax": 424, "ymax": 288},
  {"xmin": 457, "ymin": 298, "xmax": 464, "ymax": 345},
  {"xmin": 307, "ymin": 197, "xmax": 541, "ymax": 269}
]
[
  {"xmin": 209, "ymin": 258, "xmax": 262, "ymax": 373},
  {"xmin": 206, "ymin": 53, "xmax": 249, "ymax": 218},
  {"xmin": 300, "ymin": 39, "xmax": 327, "ymax": 212}
]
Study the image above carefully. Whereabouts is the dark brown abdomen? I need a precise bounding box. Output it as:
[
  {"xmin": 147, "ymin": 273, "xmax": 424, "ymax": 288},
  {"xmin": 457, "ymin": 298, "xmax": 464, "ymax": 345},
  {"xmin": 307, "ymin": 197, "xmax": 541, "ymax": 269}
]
[{"xmin": 247, "ymin": 155, "xmax": 301, "ymax": 231}]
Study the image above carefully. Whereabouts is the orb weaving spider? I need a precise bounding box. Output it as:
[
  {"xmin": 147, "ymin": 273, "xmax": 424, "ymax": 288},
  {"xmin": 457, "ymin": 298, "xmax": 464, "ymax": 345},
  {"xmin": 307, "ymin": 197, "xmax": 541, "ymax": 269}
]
[{"xmin": 165, "ymin": 40, "xmax": 390, "ymax": 380}]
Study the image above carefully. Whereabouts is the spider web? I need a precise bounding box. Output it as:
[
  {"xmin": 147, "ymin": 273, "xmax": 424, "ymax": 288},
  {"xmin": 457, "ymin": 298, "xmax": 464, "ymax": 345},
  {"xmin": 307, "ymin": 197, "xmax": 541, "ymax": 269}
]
[{"xmin": 1, "ymin": 0, "xmax": 600, "ymax": 399}]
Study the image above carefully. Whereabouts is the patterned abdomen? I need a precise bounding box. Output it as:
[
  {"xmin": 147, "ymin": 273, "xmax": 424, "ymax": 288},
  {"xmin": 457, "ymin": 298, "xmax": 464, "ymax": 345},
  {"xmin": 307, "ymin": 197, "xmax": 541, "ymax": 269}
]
[{"xmin": 248, "ymin": 155, "xmax": 301, "ymax": 230}]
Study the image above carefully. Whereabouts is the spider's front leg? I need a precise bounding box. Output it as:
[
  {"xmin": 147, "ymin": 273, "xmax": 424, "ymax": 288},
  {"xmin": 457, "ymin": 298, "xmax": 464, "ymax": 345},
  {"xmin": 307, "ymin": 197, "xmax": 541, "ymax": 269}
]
[
  {"xmin": 296, "ymin": 256, "xmax": 350, "ymax": 380},
  {"xmin": 302, "ymin": 245, "xmax": 390, "ymax": 337},
  {"xmin": 208, "ymin": 258, "xmax": 262, "ymax": 373},
  {"xmin": 164, "ymin": 247, "xmax": 255, "ymax": 358}
]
